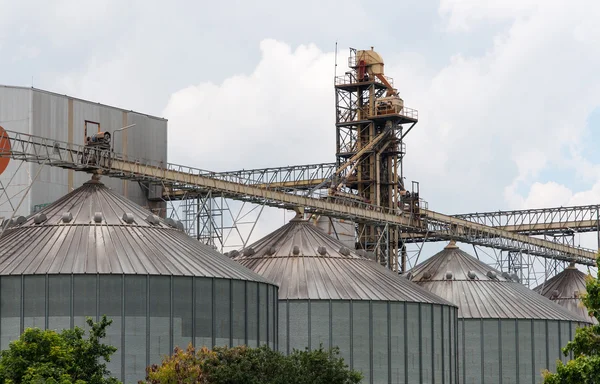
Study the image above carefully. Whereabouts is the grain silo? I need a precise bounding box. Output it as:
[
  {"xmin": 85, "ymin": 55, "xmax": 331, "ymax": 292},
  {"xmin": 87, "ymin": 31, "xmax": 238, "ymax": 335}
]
[
  {"xmin": 0, "ymin": 176, "xmax": 278, "ymax": 383},
  {"xmin": 534, "ymin": 263, "xmax": 598, "ymax": 324},
  {"xmin": 408, "ymin": 241, "xmax": 592, "ymax": 384},
  {"xmin": 233, "ymin": 216, "xmax": 459, "ymax": 384}
]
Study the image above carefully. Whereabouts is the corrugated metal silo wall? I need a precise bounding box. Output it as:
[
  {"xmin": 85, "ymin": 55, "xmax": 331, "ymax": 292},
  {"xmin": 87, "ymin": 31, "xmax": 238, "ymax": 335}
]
[
  {"xmin": 0, "ymin": 87, "xmax": 33, "ymax": 220},
  {"xmin": 0, "ymin": 274, "xmax": 278, "ymax": 384},
  {"xmin": 23, "ymin": 90, "xmax": 168, "ymax": 215},
  {"xmin": 278, "ymin": 299, "xmax": 459, "ymax": 384},
  {"xmin": 457, "ymin": 318, "xmax": 586, "ymax": 384}
]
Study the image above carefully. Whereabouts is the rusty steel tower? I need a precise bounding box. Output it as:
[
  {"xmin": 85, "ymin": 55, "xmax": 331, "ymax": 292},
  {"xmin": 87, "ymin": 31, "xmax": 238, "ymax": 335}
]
[{"xmin": 330, "ymin": 47, "xmax": 420, "ymax": 272}]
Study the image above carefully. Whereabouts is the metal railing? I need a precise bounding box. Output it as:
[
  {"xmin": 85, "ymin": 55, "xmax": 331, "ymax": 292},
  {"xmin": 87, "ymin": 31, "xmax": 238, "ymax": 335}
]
[{"xmin": 0, "ymin": 129, "xmax": 596, "ymax": 264}]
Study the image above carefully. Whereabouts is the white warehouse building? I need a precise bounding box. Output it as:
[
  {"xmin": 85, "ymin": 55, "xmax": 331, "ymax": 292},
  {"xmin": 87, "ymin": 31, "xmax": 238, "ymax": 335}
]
[{"xmin": 0, "ymin": 85, "xmax": 167, "ymax": 220}]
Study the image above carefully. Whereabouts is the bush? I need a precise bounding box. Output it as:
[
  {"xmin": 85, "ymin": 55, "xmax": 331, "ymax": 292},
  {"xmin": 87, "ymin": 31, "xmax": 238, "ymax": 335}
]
[
  {"xmin": 143, "ymin": 344, "xmax": 362, "ymax": 384},
  {"xmin": 0, "ymin": 315, "xmax": 120, "ymax": 384}
]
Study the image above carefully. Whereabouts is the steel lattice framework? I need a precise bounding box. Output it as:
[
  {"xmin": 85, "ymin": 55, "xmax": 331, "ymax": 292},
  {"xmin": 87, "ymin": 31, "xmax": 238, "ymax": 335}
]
[{"xmin": 0, "ymin": 129, "xmax": 596, "ymax": 269}]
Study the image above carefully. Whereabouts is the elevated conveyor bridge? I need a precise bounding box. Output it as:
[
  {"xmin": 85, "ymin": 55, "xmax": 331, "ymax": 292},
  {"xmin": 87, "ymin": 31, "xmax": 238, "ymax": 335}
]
[{"xmin": 0, "ymin": 129, "xmax": 596, "ymax": 267}]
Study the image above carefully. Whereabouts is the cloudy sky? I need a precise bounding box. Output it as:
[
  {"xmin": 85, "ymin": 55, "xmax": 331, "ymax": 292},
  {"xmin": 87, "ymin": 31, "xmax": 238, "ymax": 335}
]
[{"xmin": 2, "ymin": 0, "xmax": 600, "ymax": 256}]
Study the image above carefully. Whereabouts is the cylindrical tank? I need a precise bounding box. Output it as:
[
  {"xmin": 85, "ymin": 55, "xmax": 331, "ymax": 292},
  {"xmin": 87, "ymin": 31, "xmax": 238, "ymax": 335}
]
[
  {"xmin": 234, "ymin": 217, "xmax": 459, "ymax": 384},
  {"xmin": 408, "ymin": 241, "xmax": 592, "ymax": 384},
  {"xmin": 534, "ymin": 263, "xmax": 598, "ymax": 324},
  {"xmin": 0, "ymin": 178, "xmax": 278, "ymax": 383}
]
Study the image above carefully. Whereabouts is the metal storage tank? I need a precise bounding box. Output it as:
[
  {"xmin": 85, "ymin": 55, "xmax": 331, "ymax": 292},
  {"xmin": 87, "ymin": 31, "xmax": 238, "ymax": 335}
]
[
  {"xmin": 0, "ymin": 85, "xmax": 167, "ymax": 220},
  {"xmin": 0, "ymin": 176, "xmax": 278, "ymax": 383},
  {"xmin": 408, "ymin": 241, "xmax": 592, "ymax": 384},
  {"xmin": 534, "ymin": 263, "xmax": 598, "ymax": 324},
  {"xmin": 233, "ymin": 216, "xmax": 459, "ymax": 384}
]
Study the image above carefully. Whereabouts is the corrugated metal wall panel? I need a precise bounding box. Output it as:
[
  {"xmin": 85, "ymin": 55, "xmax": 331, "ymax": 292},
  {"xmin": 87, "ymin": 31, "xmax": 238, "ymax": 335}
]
[
  {"xmin": 0, "ymin": 87, "xmax": 32, "ymax": 219},
  {"xmin": 125, "ymin": 112, "xmax": 168, "ymax": 208},
  {"xmin": 1, "ymin": 87, "xmax": 167, "ymax": 219},
  {"xmin": 30, "ymin": 90, "xmax": 69, "ymax": 211}
]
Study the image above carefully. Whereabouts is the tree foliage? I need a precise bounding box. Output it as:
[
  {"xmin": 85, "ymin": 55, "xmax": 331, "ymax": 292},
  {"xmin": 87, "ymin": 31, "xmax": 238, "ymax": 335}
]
[
  {"xmin": 0, "ymin": 315, "xmax": 121, "ymax": 384},
  {"xmin": 143, "ymin": 344, "xmax": 362, "ymax": 384},
  {"xmin": 543, "ymin": 255, "xmax": 600, "ymax": 383}
]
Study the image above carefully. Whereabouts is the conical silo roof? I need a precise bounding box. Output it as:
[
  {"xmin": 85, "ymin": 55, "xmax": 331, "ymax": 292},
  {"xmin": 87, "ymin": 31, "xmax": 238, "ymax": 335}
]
[
  {"xmin": 534, "ymin": 263, "xmax": 598, "ymax": 324},
  {"xmin": 408, "ymin": 241, "xmax": 590, "ymax": 322},
  {"xmin": 233, "ymin": 217, "xmax": 454, "ymax": 305},
  {"xmin": 0, "ymin": 177, "xmax": 271, "ymax": 283}
]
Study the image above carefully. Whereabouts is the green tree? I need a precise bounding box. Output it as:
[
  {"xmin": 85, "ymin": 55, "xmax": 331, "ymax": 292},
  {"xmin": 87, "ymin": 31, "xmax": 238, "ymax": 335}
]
[
  {"xmin": 143, "ymin": 344, "xmax": 362, "ymax": 384},
  {"xmin": 543, "ymin": 255, "xmax": 600, "ymax": 383},
  {"xmin": 0, "ymin": 315, "xmax": 121, "ymax": 384}
]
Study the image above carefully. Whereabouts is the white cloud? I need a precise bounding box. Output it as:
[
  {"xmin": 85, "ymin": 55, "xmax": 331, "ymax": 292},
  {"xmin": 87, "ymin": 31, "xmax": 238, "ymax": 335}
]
[
  {"xmin": 439, "ymin": 0, "xmax": 539, "ymax": 31},
  {"xmin": 163, "ymin": 39, "xmax": 335, "ymax": 171}
]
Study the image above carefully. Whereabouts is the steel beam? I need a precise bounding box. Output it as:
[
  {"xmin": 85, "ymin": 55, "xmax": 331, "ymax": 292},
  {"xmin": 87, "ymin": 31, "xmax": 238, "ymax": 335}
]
[{"xmin": 0, "ymin": 129, "xmax": 597, "ymax": 265}]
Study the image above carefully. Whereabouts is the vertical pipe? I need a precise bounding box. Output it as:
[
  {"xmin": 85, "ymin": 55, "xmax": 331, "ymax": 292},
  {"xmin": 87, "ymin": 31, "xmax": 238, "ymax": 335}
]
[
  {"xmin": 20, "ymin": 275, "xmax": 24, "ymax": 335},
  {"xmin": 121, "ymin": 276, "xmax": 125, "ymax": 382},
  {"xmin": 69, "ymin": 275, "xmax": 74, "ymax": 330},
  {"xmin": 545, "ymin": 320, "xmax": 549, "ymax": 373},
  {"xmin": 44, "ymin": 275, "xmax": 49, "ymax": 330},
  {"xmin": 531, "ymin": 320, "xmax": 535, "ymax": 384},
  {"xmin": 441, "ymin": 306, "xmax": 445, "ymax": 384},
  {"xmin": 387, "ymin": 301, "xmax": 392, "ymax": 384},
  {"xmin": 244, "ymin": 281, "xmax": 248, "ymax": 347},
  {"xmin": 229, "ymin": 280, "xmax": 233, "ymax": 347},
  {"xmin": 146, "ymin": 275, "xmax": 150, "ymax": 370},
  {"xmin": 462, "ymin": 319, "xmax": 466, "ymax": 383},
  {"xmin": 121, "ymin": 111, "xmax": 128, "ymax": 197},
  {"xmin": 307, "ymin": 299, "xmax": 311, "ymax": 350},
  {"xmin": 169, "ymin": 276, "xmax": 174, "ymax": 355},
  {"xmin": 419, "ymin": 303, "xmax": 423, "ymax": 384},
  {"xmin": 350, "ymin": 300, "xmax": 354, "ymax": 370},
  {"xmin": 515, "ymin": 319, "xmax": 520, "ymax": 382},
  {"xmin": 68, "ymin": 98, "xmax": 74, "ymax": 193},
  {"xmin": 431, "ymin": 304, "xmax": 435, "ymax": 384},
  {"xmin": 499, "ymin": 320, "xmax": 503, "ymax": 384},
  {"xmin": 192, "ymin": 277, "xmax": 196, "ymax": 348},
  {"xmin": 404, "ymin": 302, "xmax": 408, "ymax": 384},
  {"xmin": 211, "ymin": 278, "xmax": 216, "ymax": 348},
  {"xmin": 286, "ymin": 300, "xmax": 290, "ymax": 355},
  {"xmin": 480, "ymin": 319, "xmax": 484, "ymax": 384}
]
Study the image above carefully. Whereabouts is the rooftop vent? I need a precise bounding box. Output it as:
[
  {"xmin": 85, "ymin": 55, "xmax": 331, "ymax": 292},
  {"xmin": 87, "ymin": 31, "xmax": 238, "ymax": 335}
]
[
  {"xmin": 317, "ymin": 246, "xmax": 327, "ymax": 256},
  {"xmin": 405, "ymin": 272, "xmax": 413, "ymax": 280},
  {"xmin": 122, "ymin": 213, "xmax": 135, "ymax": 224},
  {"xmin": 34, "ymin": 213, "xmax": 47, "ymax": 224},
  {"xmin": 14, "ymin": 216, "xmax": 26, "ymax": 226},
  {"xmin": 467, "ymin": 270, "xmax": 477, "ymax": 280},
  {"xmin": 164, "ymin": 218, "xmax": 177, "ymax": 228},
  {"xmin": 93, "ymin": 212, "xmax": 103, "ymax": 223},
  {"xmin": 146, "ymin": 214, "xmax": 160, "ymax": 225},
  {"xmin": 229, "ymin": 250, "xmax": 240, "ymax": 258},
  {"xmin": 445, "ymin": 271, "xmax": 453, "ymax": 280},
  {"xmin": 502, "ymin": 272, "xmax": 511, "ymax": 280},
  {"xmin": 61, "ymin": 212, "xmax": 73, "ymax": 223},
  {"xmin": 292, "ymin": 245, "xmax": 300, "ymax": 256},
  {"xmin": 175, "ymin": 221, "xmax": 184, "ymax": 231},
  {"xmin": 486, "ymin": 270, "xmax": 497, "ymax": 279},
  {"xmin": 366, "ymin": 251, "xmax": 376, "ymax": 261},
  {"xmin": 265, "ymin": 246, "xmax": 277, "ymax": 256},
  {"xmin": 243, "ymin": 247, "xmax": 255, "ymax": 257},
  {"xmin": 510, "ymin": 273, "xmax": 520, "ymax": 283},
  {"xmin": 550, "ymin": 290, "xmax": 559, "ymax": 299},
  {"xmin": 357, "ymin": 250, "xmax": 367, "ymax": 258},
  {"xmin": 339, "ymin": 247, "xmax": 351, "ymax": 256},
  {"xmin": 422, "ymin": 271, "xmax": 432, "ymax": 280}
]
